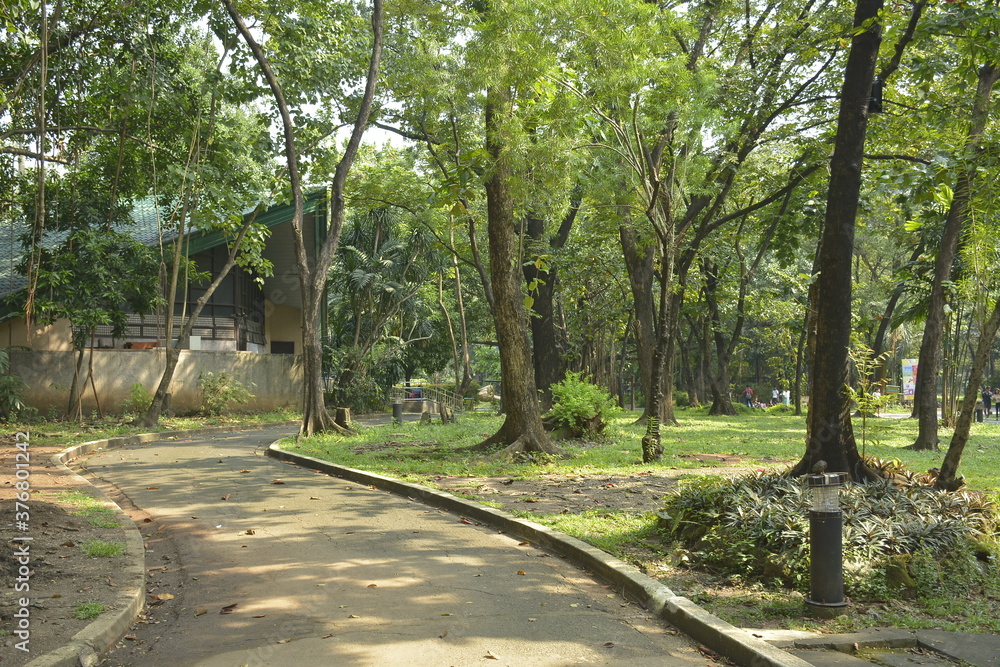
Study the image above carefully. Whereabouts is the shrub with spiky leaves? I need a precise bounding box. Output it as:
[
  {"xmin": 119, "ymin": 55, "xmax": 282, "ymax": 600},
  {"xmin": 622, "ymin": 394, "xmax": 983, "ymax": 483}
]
[{"xmin": 657, "ymin": 467, "xmax": 999, "ymax": 600}]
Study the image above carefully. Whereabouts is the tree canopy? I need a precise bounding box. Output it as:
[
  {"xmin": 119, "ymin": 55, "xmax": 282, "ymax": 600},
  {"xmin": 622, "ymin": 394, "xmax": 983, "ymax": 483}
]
[{"xmin": 6, "ymin": 0, "xmax": 1000, "ymax": 482}]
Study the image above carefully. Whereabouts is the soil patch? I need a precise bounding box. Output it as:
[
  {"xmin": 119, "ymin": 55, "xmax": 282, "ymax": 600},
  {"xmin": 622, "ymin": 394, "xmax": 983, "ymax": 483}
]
[
  {"xmin": 428, "ymin": 457, "xmax": 771, "ymax": 517},
  {"xmin": 0, "ymin": 433, "xmax": 129, "ymax": 666}
]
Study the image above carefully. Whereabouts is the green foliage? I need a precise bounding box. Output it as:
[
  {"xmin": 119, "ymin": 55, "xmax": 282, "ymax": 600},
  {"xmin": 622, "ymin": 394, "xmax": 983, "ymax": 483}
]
[
  {"xmin": 846, "ymin": 344, "xmax": 892, "ymax": 455},
  {"xmin": 0, "ymin": 348, "xmax": 27, "ymax": 422},
  {"xmin": 324, "ymin": 343, "xmax": 399, "ymax": 412},
  {"xmin": 80, "ymin": 540, "xmax": 126, "ymax": 558},
  {"xmin": 197, "ymin": 372, "xmax": 254, "ymax": 416},
  {"xmin": 543, "ymin": 372, "xmax": 621, "ymax": 438},
  {"xmin": 658, "ymin": 468, "xmax": 999, "ymax": 600},
  {"xmin": 118, "ymin": 383, "xmax": 153, "ymax": 416},
  {"xmin": 674, "ymin": 390, "xmax": 690, "ymax": 407},
  {"xmin": 73, "ymin": 602, "xmax": 108, "ymax": 620},
  {"xmin": 17, "ymin": 223, "xmax": 164, "ymax": 352},
  {"xmin": 56, "ymin": 491, "xmax": 119, "ymax": 528}
]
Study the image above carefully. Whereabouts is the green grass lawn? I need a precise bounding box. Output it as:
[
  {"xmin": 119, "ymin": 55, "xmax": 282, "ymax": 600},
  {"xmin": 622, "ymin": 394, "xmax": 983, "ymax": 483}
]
[{"xmin": 286, "ymin": 407, "xmax": 1000, "ymax": 494}]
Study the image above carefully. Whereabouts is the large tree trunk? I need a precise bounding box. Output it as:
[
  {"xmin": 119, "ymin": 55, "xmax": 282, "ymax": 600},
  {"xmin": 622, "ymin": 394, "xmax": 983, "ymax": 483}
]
[
  {"xmin": 523, "ymin": 216, "xmax": 563, "ymax": 411},
  {"xmin": 791, "ymin": 0, "xmax": 883, "ymax": 481},
  {"xmin": 641, "ymin": 240, "xmax": 675, "ymax": 462},
  {"xmin": 911, "ymin": 63, "xmax": 1000, "ymax": 450},
  {"xmin": 474, "ymin": 85, "xmax": 561, "ymax": 457},
  {"xmin": 522, "ymin": 193, "xmax": 579, "ymax": 411},
  {"xmin": 619, "ymin": 225, "xmax": 658, "ymax": 421},
  {"xmin": 702, "ymin": 260, "xmax": 737, "ymax": 416}
]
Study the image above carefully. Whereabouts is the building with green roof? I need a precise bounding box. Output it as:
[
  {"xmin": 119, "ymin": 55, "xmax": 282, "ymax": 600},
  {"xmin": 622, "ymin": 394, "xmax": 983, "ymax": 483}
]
[{"xmin": 2, "ymin": 190, "xmax": 330, "ymax": 415}]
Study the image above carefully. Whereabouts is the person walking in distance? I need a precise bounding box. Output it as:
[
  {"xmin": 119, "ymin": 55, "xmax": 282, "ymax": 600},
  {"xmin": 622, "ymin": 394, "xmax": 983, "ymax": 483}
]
[{"xmin": 740, "ymin": 386, "xmax": 755, "ymax": 408}]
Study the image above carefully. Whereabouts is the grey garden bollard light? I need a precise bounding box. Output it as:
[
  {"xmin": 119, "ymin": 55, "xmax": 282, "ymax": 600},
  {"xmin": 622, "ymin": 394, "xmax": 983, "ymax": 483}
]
[
  {"xmin": 805, "ymin": 471, "xmax": 849, "ymax": 617},
  {"xmin": 392, "ymin": 397, "xmax": 403, "ymax": 424}
]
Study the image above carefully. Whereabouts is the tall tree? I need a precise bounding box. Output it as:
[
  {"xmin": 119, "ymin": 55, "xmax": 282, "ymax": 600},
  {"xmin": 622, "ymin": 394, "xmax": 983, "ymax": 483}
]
[
  {"xmin": 792, "ymin": 0, "xmax": 885, "ymax": 479},
  {"xmin": 140, "ymin": 32, "xmax": 276, "ymax": 428},
  {"xmin": 225, "ymin": 0, "xmax": 384, "ymax": 437},
  {"xmin": 474, "ymin": 83, "xmax": 562, "ymax": 455},
  {"xmin": 909, "ymin": 60, "xmax": 1000, "ymax": 450},
  {"xmin": 521, "ymin": 191, "xmax": 580, "ymax": 411}
]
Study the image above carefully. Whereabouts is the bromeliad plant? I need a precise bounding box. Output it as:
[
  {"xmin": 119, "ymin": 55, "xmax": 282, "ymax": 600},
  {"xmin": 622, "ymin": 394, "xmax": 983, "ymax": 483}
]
[{"xmin": 657, "ymin": 465, "xmax": 999, "ymax": 600}]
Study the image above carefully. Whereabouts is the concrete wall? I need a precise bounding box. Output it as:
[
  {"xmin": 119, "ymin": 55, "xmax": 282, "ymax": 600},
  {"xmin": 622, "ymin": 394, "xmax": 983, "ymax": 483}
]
[
  {"xmin": 265, "ymin": 300, "xmax": 302, "ymax": 353},
  {"xmin": 10, "ymin": 349, "xmax": 303, "ymax": 416},
  {"xmin": 0, "ymin": 317, "xmax": 74, "ymax": 351}
]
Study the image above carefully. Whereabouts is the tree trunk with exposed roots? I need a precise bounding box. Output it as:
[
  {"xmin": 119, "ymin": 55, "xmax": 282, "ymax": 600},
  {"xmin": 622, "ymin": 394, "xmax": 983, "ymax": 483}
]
[{"xmin": 473, "ymin": 85, "xmax": 562, "ymax": 458}]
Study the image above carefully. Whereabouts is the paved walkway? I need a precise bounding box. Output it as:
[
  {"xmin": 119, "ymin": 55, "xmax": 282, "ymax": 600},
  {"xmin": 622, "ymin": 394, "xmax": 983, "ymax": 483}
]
[{"xmin": 77, "ymin": 426, "xmax": 707, "ymax": 666}]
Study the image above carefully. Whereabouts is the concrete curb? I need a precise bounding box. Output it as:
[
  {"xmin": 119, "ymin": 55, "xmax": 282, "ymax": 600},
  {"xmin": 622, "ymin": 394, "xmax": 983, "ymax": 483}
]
[
  {"xmin": 27, "ymin": 422, "xmax": 299, "ymax": 667},
  {"xmin": 267, "ymin": 443, "xmax": 812, "ymax": 667}
]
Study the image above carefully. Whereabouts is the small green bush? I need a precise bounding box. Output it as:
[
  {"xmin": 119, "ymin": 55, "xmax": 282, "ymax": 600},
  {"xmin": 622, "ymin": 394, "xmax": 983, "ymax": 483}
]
[
  {"xmin": 674, "ymin": 390, "xmax": 690, "ymax": 407},
  {"xmin": 119, "ymin": 382, "xmax": 153, "ymax": 415},
  {"xmin": 0, "ymin": 347, "xmax": 27, "ymax": 421},
  {"xmin": 543, "ymin": 372, "xmax": 620, "ymax": 438},
  {"xmin": 198, "ymin": 372, "xmax": 254, "ymax": 416}
]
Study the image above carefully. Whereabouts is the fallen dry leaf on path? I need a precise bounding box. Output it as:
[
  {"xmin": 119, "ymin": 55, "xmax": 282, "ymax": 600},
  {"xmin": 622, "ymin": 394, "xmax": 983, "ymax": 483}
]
[{"xmin": 220, "ymin": 603, "xmax": 238, "ymax": 614}]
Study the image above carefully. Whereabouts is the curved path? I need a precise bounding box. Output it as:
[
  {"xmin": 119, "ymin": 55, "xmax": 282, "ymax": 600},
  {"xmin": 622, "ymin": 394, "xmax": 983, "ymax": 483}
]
[{"xmin": 76, "ymin": 426, "xmax": 708, "ymax": 666}]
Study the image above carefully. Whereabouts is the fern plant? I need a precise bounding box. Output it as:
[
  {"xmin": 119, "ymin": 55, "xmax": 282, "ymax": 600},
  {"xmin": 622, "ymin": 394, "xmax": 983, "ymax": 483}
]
[{"xmin": 543, "ymin": 372, "xmax": 621, "ymax": 438}]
